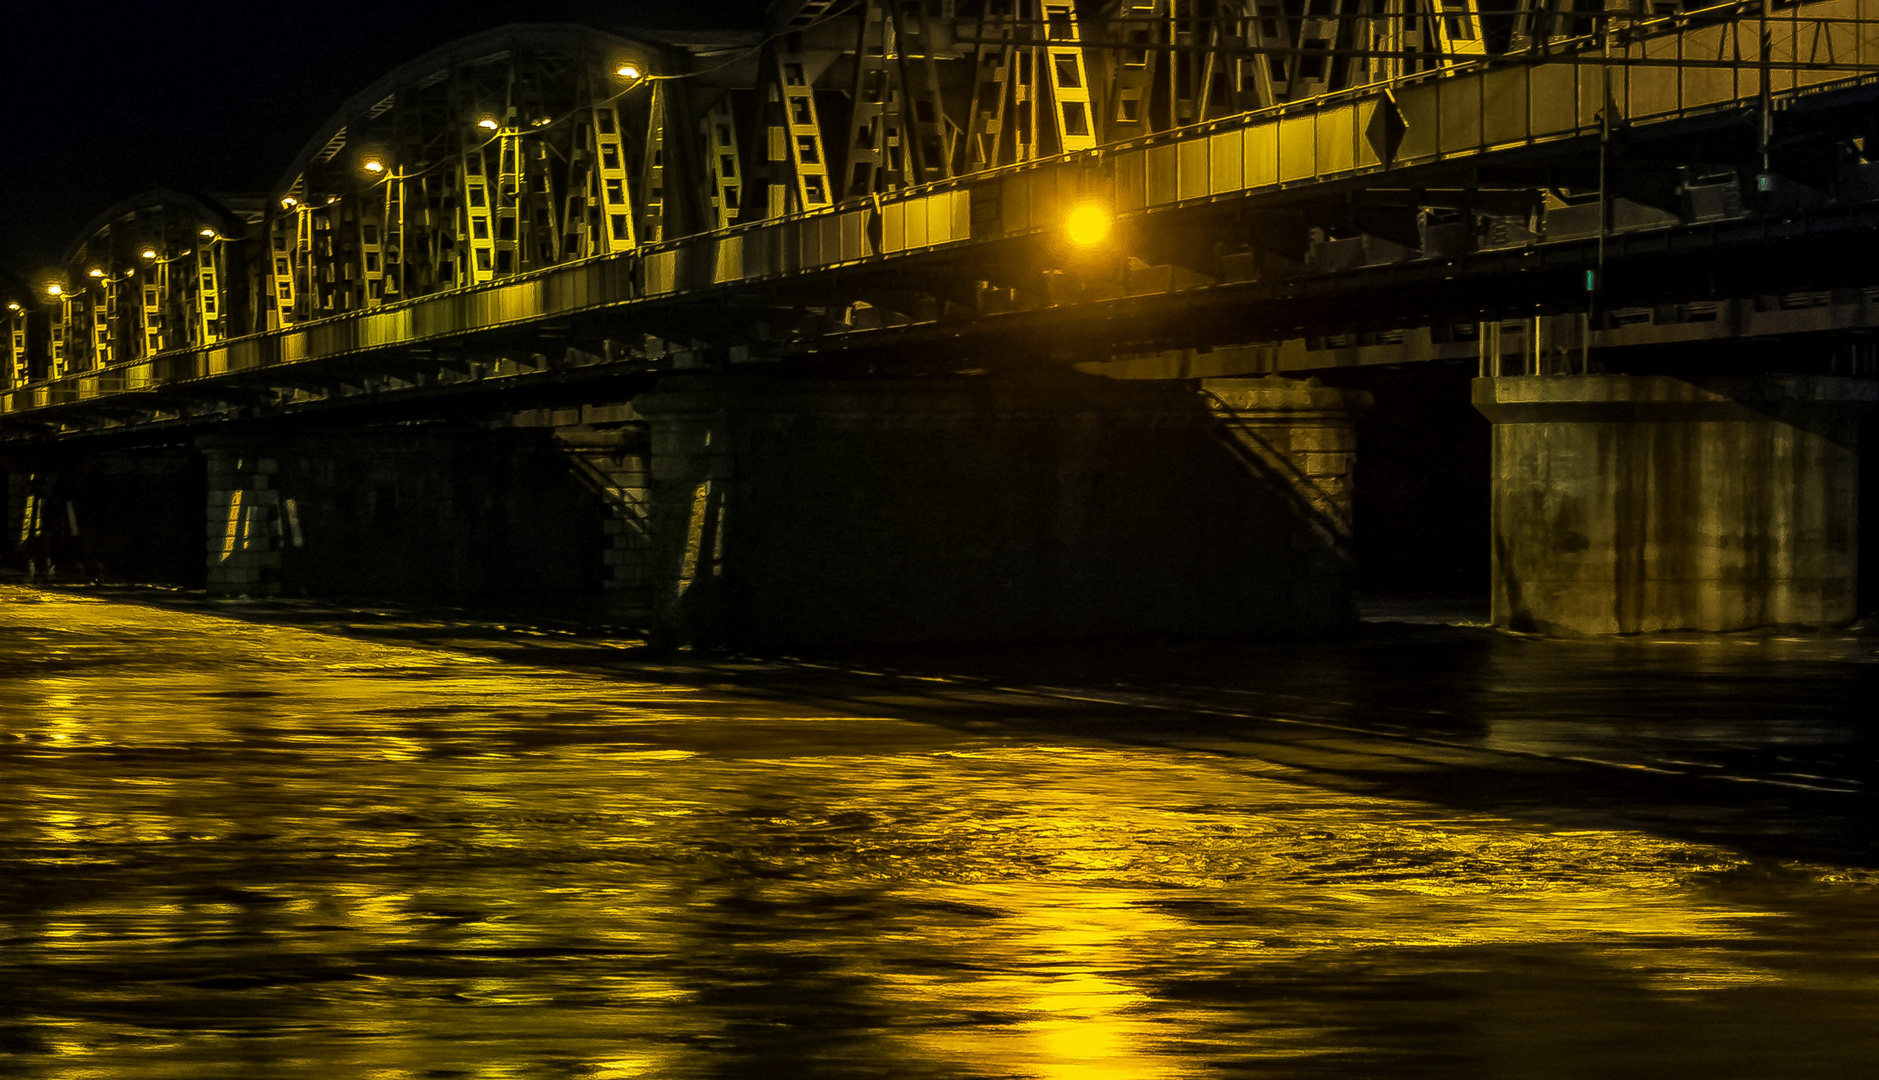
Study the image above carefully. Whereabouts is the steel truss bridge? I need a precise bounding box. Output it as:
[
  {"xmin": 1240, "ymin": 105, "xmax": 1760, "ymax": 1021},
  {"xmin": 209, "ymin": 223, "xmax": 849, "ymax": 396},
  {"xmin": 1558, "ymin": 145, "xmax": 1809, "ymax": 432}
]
[{"xmin": 6, "ymin": 0, "xmax": 1879, "ymax": 437}]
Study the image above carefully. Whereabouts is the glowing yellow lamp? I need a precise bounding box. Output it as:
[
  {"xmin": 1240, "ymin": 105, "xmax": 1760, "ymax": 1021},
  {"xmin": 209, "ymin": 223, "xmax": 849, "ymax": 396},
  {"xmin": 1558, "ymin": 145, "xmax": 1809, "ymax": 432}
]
[
  {"xmin": 616, "ymin": 63, "xmax": 641, "ymax": 80},
  {"xmin": 45, "ymin": 284, "xmax": 63, "ymax": 297},
  {"xmin": 140, "ymin": 249, "xmax": 157, "ymax": 259},
  {"xmin": 1066, "ymin": 204, "xmax": 1112, "ymax": 247},
  {"xmin": 87, "ymin": 268, "xmax": 104, "ymax": 278},
  {"xmin": 478, "ymin": 118, "xmax": 499, "ymax": 130},
  {"xmin": 363, "ymin": 160, "xmax": 385, "ymax": 174},
  {"xmin": 200, "ymin": 228, "xmax": 216, "ymax": 238}
]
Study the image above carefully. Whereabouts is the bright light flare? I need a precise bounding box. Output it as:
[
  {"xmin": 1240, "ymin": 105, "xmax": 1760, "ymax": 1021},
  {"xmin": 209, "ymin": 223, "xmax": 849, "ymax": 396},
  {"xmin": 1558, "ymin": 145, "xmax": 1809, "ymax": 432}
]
[
  {"xmin": 477, "ymin": 118, "xmax": 499, "ymax": 130},
  {"xmin": 281, "ymin": 196, "xmax": 298, "ymax": 209},
  {"xmin": 199, "ymin": 228, "xmax": 216, "ymax": 238},
  {"xmin": 1066, "ymin": 204, "xmax": 1112, "ymax": 247},
  {"xmin": 6, "ymin": 302, "xmax": 20, "ymax": 312},
  {"xmin": 87, "ymin": 268, "xmax": 104, "ymax": 278},
  {"xmin": 140, "ymin": 249, "xmax": 157, "ymax": 259},
  {"xmin": 44, "ymin": 284, "xmax": 63, "ymax": 297},
  {"xmin": 616, "ymin": 63, "xmax": 641, "ymax": 80},
  {"xmin": 363, "ymin": 160, "xmax": 385, "ymax": 174}
]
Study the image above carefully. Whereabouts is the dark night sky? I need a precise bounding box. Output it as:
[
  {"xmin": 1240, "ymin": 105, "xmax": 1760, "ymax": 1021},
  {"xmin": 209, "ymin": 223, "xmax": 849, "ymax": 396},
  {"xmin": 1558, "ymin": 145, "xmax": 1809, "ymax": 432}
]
[{"xmin": 0, "ymin": 1, "xmax": 770, "ymax": 282}]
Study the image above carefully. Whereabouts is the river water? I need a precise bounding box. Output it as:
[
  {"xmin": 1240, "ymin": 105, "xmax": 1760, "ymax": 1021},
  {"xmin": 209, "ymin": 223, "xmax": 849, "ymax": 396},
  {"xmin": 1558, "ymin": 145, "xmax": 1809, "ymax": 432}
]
[{"xmin": 1, "ymin": 585, "xmax": 1875, "ymax": 1078}]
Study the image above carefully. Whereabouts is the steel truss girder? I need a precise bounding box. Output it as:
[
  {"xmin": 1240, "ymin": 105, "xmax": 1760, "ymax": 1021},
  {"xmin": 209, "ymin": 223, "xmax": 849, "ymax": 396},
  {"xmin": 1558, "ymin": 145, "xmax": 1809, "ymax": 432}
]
[{"xmin": 16, "ymin": 4, "xmax": 1879, "ymax": 422}]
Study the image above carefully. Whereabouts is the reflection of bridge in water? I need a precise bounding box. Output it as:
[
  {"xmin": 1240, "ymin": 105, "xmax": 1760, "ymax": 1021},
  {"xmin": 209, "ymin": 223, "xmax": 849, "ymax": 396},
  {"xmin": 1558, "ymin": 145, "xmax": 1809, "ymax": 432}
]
[{"xmin": 3, "ymin": 1, "xmax": 1878, "ymax": 643}]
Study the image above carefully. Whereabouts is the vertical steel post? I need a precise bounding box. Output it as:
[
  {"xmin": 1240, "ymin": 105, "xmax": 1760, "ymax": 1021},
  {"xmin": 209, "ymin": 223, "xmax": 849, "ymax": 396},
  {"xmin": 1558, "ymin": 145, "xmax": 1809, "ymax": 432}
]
[
  {"xmin": 1760, "ymin": 0, "xmax": 1773, "ymax": 175},
  {"xmin": 6, "ymin": 309, "xmax": 27, "ymax": 387},
  {"xmin": 195, "ymin": 242, "xmax": 223, "ymax": 346},
  {"xmin": 1593, "ymin": 9, "xmax": 1612, "ymax": 374}
]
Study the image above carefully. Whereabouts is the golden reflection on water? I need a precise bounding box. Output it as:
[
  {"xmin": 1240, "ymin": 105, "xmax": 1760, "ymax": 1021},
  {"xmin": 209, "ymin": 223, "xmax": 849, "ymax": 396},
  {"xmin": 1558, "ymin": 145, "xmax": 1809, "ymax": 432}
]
[{"xmin": 1, "ymin": 587, "xmax": 1876, "ymax": 1078}]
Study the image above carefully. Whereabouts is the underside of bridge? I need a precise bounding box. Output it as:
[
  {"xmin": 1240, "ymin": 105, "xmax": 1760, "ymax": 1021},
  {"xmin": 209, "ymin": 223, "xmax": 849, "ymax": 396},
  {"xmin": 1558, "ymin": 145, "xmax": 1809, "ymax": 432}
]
[{"xmin": 5, "ymin": 1, "xmax": 1878, "ymax": 641}]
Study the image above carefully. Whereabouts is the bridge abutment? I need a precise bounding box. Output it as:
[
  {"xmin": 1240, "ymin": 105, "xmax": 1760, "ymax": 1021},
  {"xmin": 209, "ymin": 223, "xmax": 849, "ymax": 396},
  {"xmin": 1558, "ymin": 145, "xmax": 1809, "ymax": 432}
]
[
  {"xmin": 1474, "ymin": 375, "xmax": 1877, "ymax": 634},
  {"xmin": 635, "ymin": 374, "xmax": 1368, "ymax": 647}
]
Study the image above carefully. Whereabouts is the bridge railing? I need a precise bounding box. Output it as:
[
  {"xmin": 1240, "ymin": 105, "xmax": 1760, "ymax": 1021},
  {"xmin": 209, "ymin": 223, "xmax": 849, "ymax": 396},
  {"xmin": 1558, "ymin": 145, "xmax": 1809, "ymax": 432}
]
[{"xmin": 9, "ymin": 0, "xmax": 1879, "ymax": 422}]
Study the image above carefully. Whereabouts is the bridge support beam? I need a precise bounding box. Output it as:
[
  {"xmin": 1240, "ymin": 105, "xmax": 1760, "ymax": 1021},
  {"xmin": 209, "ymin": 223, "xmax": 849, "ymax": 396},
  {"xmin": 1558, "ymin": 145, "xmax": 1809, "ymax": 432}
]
[
  {"xmin": 1474, "ymin": 375, "xmax": 1877, "ymax": 634},
  {"xmin": 635, "ymin": 374, "xmax": 1368, "ymax": 647}
]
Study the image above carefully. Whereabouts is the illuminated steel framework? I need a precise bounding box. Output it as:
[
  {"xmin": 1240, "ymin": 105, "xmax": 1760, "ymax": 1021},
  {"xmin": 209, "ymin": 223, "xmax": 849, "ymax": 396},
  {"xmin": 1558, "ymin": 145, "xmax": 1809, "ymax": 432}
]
[
  {"xmin": 7, "ymin": 0, "xmax": 1879, "ymax": 395},
  {"xmin": 26, "ymin": 191, "xmax": 257, "ymax": 385}
]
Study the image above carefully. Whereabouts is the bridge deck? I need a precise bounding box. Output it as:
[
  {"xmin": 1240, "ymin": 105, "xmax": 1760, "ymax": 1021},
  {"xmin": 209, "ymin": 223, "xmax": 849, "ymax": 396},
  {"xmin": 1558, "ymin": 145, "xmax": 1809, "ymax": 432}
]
[{"xmin": 8, "ymin": 0, "xmax": 1879, "ymax": 429}]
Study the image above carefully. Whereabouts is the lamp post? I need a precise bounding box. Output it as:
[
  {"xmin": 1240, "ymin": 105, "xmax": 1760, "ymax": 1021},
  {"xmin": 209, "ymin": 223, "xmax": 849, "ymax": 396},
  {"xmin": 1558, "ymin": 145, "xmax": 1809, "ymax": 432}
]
[
  {"xmin": 269, "ymin": 195, "xmax": 315, "ymax": 328},
  {"xmin": 5, "ymin": 299, "xmax": 28, "ymax": 388},
  {"xmin": 134, "ymin": 244, "xmax": 198, "ymax": 357},
  {"xmin": 80, "ymin": 265, "xmax": 137, "ymax": 370},
  {"xmin": 40, "ymin": 279, "xmax": 81, "ymax": 378},
  {"xmin": 360, "ymin": 158, "xmax": 407, "ymax": 306},
  {"xmin": 193, "ymin": 226, "xmax": 229, "ymax": 345}
]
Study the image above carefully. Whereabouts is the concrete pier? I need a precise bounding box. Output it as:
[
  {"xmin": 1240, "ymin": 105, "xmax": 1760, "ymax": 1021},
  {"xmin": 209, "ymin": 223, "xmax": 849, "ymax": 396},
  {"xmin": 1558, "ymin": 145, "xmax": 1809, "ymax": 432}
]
[{"xmin": 1474, "ymin": 375, "xmax": 1876, "ymax": 634}]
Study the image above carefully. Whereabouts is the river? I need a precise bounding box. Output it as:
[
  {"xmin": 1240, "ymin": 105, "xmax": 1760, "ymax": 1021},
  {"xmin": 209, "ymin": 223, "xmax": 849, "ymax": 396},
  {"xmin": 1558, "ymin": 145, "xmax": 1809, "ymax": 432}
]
[{"xmin": 1, "ymin": 585, "xmax": 1875, "ymax": 1077}]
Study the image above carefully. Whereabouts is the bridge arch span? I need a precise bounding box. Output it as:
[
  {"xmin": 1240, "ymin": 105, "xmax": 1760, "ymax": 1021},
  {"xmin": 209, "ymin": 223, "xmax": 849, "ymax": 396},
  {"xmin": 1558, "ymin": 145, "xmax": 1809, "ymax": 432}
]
[
  {"xmin": 27, "ymin": 189, "xmax": 263, "ymax": 380},
  {"xmin": 262, "ymin": 24, "xmax": 694, "ymax": 328}
]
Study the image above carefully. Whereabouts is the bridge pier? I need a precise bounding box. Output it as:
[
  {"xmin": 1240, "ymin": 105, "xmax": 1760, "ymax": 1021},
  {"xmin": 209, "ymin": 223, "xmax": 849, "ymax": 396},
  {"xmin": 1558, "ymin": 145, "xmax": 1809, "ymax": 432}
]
[
  {"xmin": 1474, "ymin": 375, "xmax": 1877, "ymax": 634},
  {"xmin": 196, "ymin": 427, "xmax": 628, "ymax": 606},
  {"xmin": 554, "ymin": 423, "xmax": 655, "ymax": 621},
  {"xmin": 1, "ymin": 445, "xmax": 204, "ymax": 586},
  {"xmin": 9, "ymin": 379, "xmax": 1375, "ymax": 642},
  {"xmin": 634, "ymin": 374, "xmax": 1367, "ymax": 647}
]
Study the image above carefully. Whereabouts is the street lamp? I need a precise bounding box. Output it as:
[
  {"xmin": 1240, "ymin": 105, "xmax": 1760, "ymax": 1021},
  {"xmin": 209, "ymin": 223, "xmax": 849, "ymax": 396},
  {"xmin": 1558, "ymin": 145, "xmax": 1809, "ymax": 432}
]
[
  {"xmin": 360, "ymin": 158, "xmax": 409, "ymax": 186},
  {"xmin": 1066, "ymin": 204, "xmax": 1112, "ymax": 248}
]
